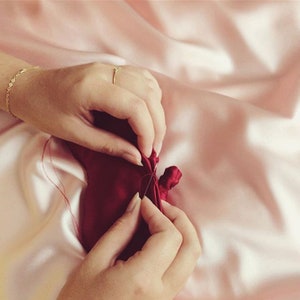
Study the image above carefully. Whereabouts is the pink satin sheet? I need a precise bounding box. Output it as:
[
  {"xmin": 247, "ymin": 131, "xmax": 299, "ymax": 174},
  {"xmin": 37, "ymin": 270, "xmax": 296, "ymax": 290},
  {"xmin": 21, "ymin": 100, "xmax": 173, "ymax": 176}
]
[{"xmin": 1, "ymin": 1, "xmax": 300, "ymax": 299}]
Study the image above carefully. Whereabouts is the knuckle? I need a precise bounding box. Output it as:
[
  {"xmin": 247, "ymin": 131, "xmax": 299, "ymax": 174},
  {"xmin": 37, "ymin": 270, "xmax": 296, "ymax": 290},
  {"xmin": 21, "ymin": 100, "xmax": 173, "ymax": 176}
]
[
  {"xmin": 145, "ymin": 84, "xmax": 162, "ymax": 102},
  {"xmin": 141, "ymin": 69, "xmax": 161, "ymax": 95},
  {"xmin": 70, "ymin": 77, "xmax": 95, "ymax": 106},
  {"xmin": 71, "ymin": 75, "xmax": 89, "ymax": 96},
  {"xmin": 131, "ymin": 97, "xmax": 148, "ymax": 113},
  {"xmin": 168, "ymin": 228, "xmax": 183, "ymax": 247},
  {"xmin": 99, "ymin": 142, "xmax": 115, "ymax": 156},
  {"xmin": 131, "ymin": 273, "xmax": 165, "ymax": 298},
  {"xmin": 131, "ymin": 272, "xmax": 152, "ymax": 296},
  {"xmin": 69, "ymin": 63, "xmax": 104, "ymax": 96},
  {"xmin": 173, "ymin": 206, "xmax": 187, "ymax": 219},
  {"xmin": 146, "ymin": 78, "xmax": 161, "ymax": 97}
]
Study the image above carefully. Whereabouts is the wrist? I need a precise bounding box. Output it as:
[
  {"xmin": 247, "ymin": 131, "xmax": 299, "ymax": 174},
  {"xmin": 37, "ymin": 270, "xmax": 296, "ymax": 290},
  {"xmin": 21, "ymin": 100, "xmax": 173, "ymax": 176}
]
[{"xmin": 5, "ymin": 66, "xmax": 41, "ymax": 119}]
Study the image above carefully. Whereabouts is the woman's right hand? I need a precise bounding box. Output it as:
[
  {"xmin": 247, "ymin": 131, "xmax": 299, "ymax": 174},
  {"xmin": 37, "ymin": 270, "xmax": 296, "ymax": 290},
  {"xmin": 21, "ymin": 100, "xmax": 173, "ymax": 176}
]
[{"xmin": 58, "ymin": 193, "xmax": 201, "ymax": 300}]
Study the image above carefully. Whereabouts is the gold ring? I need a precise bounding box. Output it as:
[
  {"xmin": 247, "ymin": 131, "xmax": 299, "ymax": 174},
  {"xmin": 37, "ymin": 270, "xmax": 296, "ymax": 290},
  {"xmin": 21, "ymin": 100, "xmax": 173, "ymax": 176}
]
[{"xmin": 112, "ymin": 66, "xmax": 121, "ymax": 85}]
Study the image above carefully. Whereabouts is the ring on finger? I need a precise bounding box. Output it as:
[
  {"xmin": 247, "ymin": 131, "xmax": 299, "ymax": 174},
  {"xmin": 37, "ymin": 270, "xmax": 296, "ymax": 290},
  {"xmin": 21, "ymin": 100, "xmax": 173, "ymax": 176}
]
[{"xmin": 112, "ymin": 66, "xmax": 121, "ymax": 85}]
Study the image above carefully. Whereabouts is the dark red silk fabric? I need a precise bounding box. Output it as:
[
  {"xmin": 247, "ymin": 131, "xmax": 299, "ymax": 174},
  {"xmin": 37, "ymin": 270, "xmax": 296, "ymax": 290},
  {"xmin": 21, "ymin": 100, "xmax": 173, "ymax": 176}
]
[{"xmin": 66, "ymin": 112, "xmax": 182, "ymax": 259}]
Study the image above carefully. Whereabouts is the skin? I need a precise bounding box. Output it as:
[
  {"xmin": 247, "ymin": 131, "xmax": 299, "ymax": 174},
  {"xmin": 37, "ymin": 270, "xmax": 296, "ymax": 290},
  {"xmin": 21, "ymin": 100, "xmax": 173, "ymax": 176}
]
[
  {"xmin": 58, "ymin": 194, "xmax": 201, "ymax": 300},
  {"xmin": 0, "ymin": 51, "xmax": 201, "ymax": 299},
  {"xmin": 0, "ymin": 52, "xmax": 166, "ymax": 165}
]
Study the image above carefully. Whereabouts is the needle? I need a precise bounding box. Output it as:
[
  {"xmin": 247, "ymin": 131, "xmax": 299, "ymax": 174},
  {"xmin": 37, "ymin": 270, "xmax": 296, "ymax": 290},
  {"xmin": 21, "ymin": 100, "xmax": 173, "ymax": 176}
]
[{"xmin": 140, "ymin": 165, "xmax": 157, "ymax": 198}]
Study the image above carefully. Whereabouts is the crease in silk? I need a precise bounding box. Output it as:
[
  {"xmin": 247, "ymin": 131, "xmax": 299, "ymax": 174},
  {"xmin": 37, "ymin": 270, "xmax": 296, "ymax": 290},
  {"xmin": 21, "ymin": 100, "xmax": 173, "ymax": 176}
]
[{"xmin": 0, "ymin": 1, "xmax": 300, "ymax": 300}]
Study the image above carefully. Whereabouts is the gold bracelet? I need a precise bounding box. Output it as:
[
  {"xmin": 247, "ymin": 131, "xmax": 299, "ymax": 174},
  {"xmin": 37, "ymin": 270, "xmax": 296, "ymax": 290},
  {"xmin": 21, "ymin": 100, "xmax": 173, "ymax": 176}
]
[{"xmin": 5, "ymin": 66, "xmax": 39, "ymax": 118}]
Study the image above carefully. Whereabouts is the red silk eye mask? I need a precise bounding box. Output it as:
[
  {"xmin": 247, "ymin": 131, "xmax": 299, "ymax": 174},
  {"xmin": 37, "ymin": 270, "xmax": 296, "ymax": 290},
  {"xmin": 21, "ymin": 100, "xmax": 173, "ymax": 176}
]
[{"xmin": 65, "ymin": 112, "xmax": 182, "ymax": 260}]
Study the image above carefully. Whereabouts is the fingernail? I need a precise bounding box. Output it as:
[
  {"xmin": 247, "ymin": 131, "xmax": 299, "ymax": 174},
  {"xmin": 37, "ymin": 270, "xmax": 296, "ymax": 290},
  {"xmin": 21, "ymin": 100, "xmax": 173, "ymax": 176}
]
[
  {"xmin": 144, "ymin": 146, "xmax": 152, "ymax": 158},
  {"xmin": 141, "ymin": 195, "xmax": 153, "ymax": 203},
  {"xmin": 136, "ymin": 159, "xmax": 143, "ymax": 167},
  {"xmin": 123, "ymin": 153, "xmax": 143, "ymax": 166},
  {"xmin": 126, "ymin": 192, "xmax": 141, "ymax": 212},
  {"xmin": 154, "ymin": 142, "xmax": 162, "ymax": 155},
  {"xmin": 137, "ymin": 141, "xmax": 152, "ymax": 158}
]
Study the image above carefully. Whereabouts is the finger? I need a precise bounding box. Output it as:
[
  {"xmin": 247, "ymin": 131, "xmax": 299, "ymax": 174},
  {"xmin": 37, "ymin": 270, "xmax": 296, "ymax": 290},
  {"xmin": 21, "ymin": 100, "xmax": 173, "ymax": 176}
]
[
  {"xmin": 67, "ymin": 118, "xmax": 143, "ymax": 166},
  {"xmin": 84, "ymin": 193, "xmax": 141, "ymax": 274},
  {"xmin": 145, "ymin": 97, "xmax": 166, "ymax": 155},
  {"xmin": 128, "ymin": 197, "xmax": 183, "ymax": 276},
  {"xmin": 115, "ymin": 67, "xmax": 166, "ymax": 154},
  {"xmin": 87, "ymin": 81, "xmax": 154, "ymax": 157},
  {"xmin": 161, "ymin": 201, "xmax": 201, "ymax": 291}
]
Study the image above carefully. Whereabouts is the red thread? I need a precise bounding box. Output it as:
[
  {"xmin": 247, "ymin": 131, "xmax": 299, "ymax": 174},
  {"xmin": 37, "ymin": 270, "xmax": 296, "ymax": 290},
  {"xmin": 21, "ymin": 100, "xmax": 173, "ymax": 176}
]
[
  {"xmin": 41, "ymin": 137, "xmax": 79, "ymax": 236},
  {"xmin": 140, "ymin": 170, "xmax": 157, "ymax": 198}
]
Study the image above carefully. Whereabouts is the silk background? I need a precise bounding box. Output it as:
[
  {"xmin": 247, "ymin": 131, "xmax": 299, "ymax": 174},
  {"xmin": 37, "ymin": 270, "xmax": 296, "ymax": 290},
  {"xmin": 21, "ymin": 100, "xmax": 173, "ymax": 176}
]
[{"xmin": 0, "ymin": 1, "xmax": 300, "ymax": 299}]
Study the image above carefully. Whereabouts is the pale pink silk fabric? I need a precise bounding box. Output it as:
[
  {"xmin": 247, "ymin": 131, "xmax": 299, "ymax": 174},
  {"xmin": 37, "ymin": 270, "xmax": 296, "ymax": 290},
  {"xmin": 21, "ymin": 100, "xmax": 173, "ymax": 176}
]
[{"xmin": 1, "ymin": 1, "xmax": 300, "ymax": 300}]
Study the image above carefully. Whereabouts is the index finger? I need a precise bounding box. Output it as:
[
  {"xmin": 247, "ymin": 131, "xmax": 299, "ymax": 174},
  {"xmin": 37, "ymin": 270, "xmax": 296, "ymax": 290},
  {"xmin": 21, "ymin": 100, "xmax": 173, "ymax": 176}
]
[
  {"xmin": 88, "ymin": 81, "xmax": 154, "ymax": 157},
  {"xmin": 113, "ymin": 66, "xmax": 166, "ymax": 154},
  {"xmin": 127, "ymin": 197, "xmax": 183, "ymax": 275}
]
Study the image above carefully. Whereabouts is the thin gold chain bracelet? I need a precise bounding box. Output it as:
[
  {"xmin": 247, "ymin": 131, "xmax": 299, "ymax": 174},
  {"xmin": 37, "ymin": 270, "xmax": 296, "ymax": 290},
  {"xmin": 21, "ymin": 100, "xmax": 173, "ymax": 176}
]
[{"xmin": 5, "ymin": 66, "xmax": 39, "ymax": 118}]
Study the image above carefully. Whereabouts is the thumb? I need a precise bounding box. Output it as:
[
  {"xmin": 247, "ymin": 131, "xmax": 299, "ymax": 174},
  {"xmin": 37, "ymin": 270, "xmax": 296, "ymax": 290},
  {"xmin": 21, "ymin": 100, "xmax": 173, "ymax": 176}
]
[
  {"xmin": 71, "ymin": 119, "xmax": 142, "ymax": 166},
  {"xmin": 85, "ymin": 193, "xmax": 141, "ymax": 272}
]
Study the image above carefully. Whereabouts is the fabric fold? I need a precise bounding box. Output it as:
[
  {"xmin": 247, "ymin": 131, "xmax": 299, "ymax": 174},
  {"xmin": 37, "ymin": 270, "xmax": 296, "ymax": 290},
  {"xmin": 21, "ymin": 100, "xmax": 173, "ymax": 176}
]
[{"xmin": 66, "ymin": 111, "xmax": 181, "ymax": 259}]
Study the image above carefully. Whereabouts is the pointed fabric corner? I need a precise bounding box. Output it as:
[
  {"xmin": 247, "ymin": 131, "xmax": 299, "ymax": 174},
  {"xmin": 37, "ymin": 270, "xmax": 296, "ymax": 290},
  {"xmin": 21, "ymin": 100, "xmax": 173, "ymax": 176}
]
[{"xmin": 65, "ymin": 111, "xmax": 182, "ymax": 259}]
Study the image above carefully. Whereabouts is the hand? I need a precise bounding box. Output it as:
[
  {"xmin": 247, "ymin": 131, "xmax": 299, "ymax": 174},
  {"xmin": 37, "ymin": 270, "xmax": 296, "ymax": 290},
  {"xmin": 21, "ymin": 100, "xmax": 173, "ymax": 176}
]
[
  {"xmin": 11, "ymin": 63, "xmax": 165, "ymax": 165},
  {"xmin": 58, "ymin": 194, "xmax": 201, "ymax": 300}
]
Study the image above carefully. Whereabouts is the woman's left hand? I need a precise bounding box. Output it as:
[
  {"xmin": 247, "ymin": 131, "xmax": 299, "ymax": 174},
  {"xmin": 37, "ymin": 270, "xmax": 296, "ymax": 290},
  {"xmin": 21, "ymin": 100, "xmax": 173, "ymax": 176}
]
[{"xmin": 10, "ymin": 63, "xmax": 166, "ymax": 165}]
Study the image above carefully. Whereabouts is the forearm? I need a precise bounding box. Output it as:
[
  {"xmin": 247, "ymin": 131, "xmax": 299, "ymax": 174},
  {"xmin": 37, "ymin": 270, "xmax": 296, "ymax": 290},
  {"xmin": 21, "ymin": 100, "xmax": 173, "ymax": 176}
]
[{"xmin": 0, "ymin": 51, "xmax": 32, "ymax": 112}]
